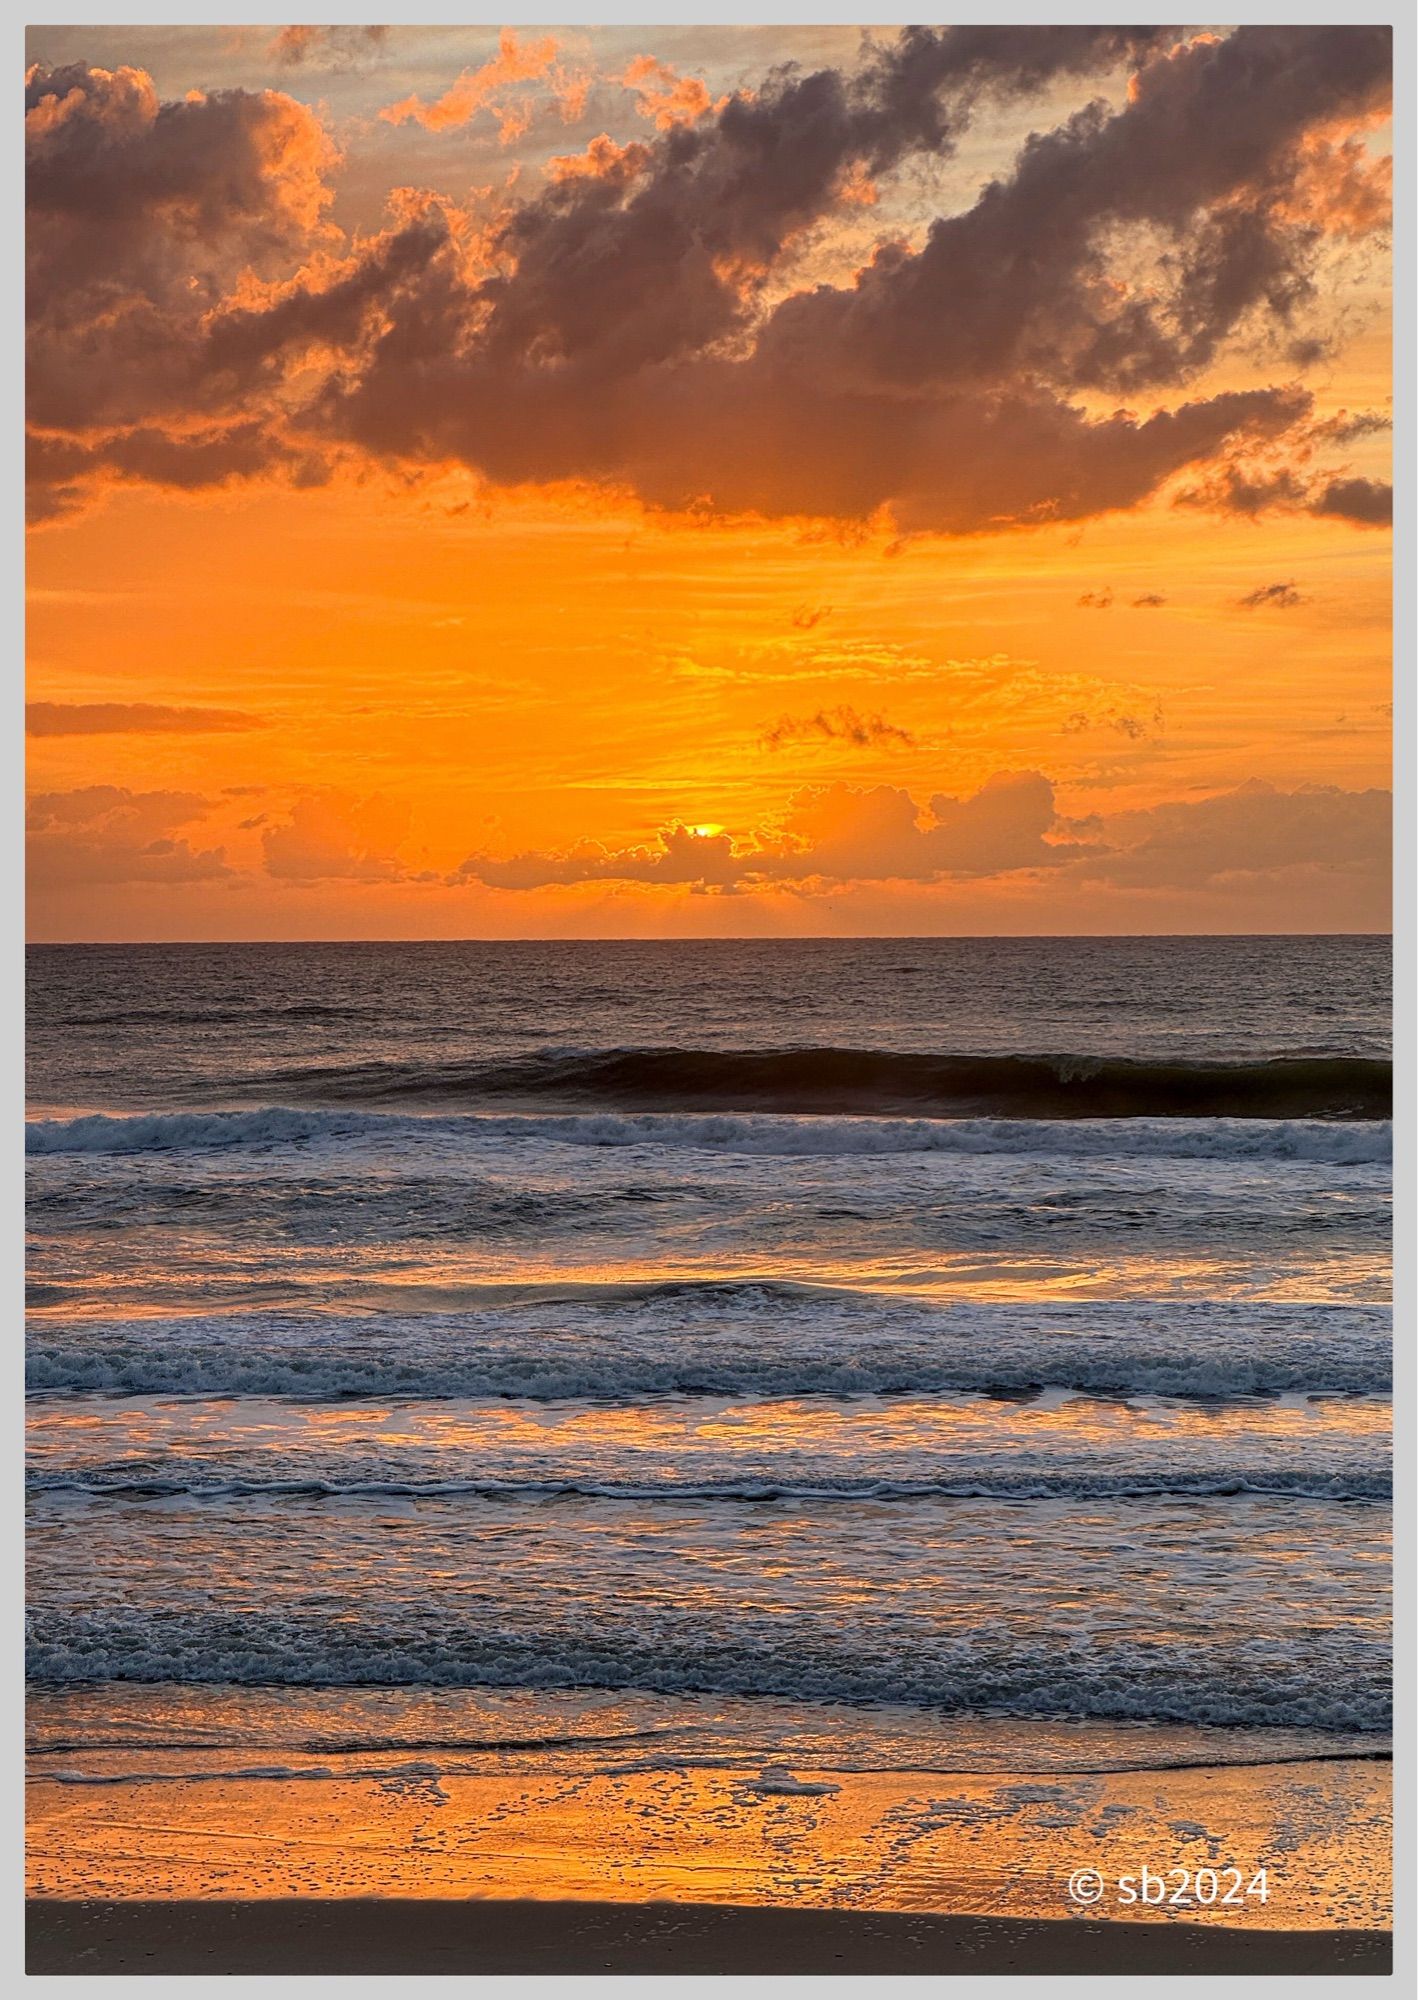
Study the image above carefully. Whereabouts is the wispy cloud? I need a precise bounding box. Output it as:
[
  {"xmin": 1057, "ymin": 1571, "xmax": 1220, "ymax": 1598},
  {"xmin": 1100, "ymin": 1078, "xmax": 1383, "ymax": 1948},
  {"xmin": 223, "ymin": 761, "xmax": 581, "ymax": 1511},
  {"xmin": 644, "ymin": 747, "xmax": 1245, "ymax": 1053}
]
[
  {"xmin": 761, "ymin": 706, "xmax": 917, "ymax": 752},
  {"xmin": 26, "ymin": 702, "xmax": 265, "ymax": 736}
]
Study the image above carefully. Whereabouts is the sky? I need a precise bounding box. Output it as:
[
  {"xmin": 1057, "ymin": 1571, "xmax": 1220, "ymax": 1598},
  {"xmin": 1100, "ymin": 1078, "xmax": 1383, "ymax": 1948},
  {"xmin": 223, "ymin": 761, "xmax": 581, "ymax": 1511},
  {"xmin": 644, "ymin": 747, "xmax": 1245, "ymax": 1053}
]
[{"xmin": 24, "ymin": 22, "xmax": 1393, "ymax": 940}]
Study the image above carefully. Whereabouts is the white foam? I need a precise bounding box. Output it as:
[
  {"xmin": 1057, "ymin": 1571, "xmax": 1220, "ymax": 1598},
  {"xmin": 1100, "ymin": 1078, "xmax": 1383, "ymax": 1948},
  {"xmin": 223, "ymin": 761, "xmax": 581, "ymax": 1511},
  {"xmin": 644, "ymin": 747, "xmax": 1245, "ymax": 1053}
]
[
  {"xmin": 739, "ymin": 1764, "xmax": 841, "ymax": 1796},
  {"xmin": 25, "ymin": 1105, "xmax": 1393, "ymax": 1164}
]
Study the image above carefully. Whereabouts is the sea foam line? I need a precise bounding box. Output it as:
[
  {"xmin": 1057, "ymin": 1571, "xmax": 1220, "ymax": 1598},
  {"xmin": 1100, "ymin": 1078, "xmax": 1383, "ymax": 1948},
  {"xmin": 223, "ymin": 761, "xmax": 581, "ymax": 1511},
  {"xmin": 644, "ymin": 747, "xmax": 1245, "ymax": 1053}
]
[
  {"xmin": 25, "ymin": 1105, "xmax": 1392, "ymax": 1163},
  {"xmin": 26, "ymin": 1471, "xmax": 1393, "ymax": 1504}
]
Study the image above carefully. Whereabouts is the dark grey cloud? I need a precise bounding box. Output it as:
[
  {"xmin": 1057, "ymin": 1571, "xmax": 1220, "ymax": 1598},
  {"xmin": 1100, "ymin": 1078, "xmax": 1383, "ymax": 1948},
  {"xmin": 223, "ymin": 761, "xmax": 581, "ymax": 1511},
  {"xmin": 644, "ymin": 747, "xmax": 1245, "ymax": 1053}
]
[
  {"xmin": 270, "ymin": 26, "xmax": 389, "ymax": 69},
  {"xmin": 1175, "ymin": 456, "xmax": 1392, "ymax": 528},
  {"xmin": 1311, "ymin": 409, "xmax": 1392, "ymax": 446},
  {"xmin": 1238, "ymin": 581, "xmax": 1307, "ymax": 609},
  {"xmin": 1310, "ymin": 476, "xmax": 1392, "ymax": 526},
  {"xmin": 26, "ymin": 420, "xmax": 327, "ymax": 522},
  {"xmin": 25, "ymin": 58, "xmax": 337, "ymax": 514},
  {"xmin": 471, "ymin": 26, "xmax": 1178, "ymax": 383},
  {"xmin": 26, "ymin": 28, "xmax": 1392, "ymax": 532},
  {"xmin": 749, "ymin": 26, "xmax": 1390, "ymax": 398}
]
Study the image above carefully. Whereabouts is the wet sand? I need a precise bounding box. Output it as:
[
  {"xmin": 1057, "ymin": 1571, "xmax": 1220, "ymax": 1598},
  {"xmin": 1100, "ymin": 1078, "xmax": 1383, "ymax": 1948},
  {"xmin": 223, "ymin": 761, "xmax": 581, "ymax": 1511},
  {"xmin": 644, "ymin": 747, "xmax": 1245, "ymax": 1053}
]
[
  {"xmin": 26, "ymin": 1742, "xmax": 1392, "ymax": 1922},
  {"xmin": 25, "ymin": 1897, "xmax": 1393, "ymax": 1975}
]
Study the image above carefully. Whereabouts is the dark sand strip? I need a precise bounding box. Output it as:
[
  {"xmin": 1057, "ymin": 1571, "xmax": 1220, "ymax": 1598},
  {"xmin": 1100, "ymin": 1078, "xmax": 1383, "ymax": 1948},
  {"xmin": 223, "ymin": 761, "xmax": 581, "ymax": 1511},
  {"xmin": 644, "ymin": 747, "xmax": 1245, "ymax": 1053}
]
[{"xmin": 26, "ymin": 1900, "xmax": 1393, "ymax": 1976}]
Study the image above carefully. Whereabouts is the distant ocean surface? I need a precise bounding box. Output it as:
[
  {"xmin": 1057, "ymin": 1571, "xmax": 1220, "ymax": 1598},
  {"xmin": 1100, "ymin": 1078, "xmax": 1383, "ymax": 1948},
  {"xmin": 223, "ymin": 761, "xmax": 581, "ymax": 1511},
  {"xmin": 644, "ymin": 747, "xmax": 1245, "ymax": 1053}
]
[{"xmin": 26, "ymin": 938, "xmax": 1392, "ymax": 1771}]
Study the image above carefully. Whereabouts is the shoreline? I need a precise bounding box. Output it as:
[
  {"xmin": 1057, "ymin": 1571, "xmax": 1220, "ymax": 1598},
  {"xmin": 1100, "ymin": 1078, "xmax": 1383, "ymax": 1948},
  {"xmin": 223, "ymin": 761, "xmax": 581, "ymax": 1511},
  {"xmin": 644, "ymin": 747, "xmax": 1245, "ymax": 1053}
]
[{"xmin": 25, "ymin": 1899, "xmax": 1394, "ymax": 1976}]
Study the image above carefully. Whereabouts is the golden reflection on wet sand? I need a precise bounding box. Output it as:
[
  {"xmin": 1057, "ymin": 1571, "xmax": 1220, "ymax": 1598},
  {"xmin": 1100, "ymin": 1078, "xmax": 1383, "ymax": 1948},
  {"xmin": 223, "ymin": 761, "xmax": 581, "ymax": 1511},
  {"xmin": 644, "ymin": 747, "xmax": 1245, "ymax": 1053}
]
[{"xmin": 27, "ymin": 1757, "xmax": 1390, "ymax": 1929}]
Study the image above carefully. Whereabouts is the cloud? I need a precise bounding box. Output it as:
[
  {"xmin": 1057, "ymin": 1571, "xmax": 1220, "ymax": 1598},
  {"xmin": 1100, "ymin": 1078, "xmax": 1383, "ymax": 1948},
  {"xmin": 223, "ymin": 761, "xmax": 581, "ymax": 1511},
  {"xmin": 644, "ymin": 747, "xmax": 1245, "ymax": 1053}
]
[
  {"xmin": 318, "ymin": 26, "xmax": 1357, "ymax": 532},
  {"xmin": 1077, "ymin": 779, "xmax": 1389, "ymax": 889},
  {"xmin": 779, "ymin": 772, "xmax": 1074, "ymax": 880},
  {"xmin": 790, "ymin": 25, "xmax": 1391, "ymax": 400},
  {"xmin": 761, "ymin": 706, "xmax": 916, "ymax": 752},
  {"xmin": 26, "ymin": 701, "xmax": 264, "ymax": 735},
  {"xmin": 1176, "ymin": 456, "xmax": 1393, "ymax": 528},
  {"xmin": 25, "ymin": 65, "xmax": 337, "ymax": 387},
  {"xmin": 452, "ymin": 770, "xmax": 1385, "ymax": 901},
  {"xmin": 791, "ymin": 605, "xmax": 832, "ymax": 630},
  {"xmin": 1310, "ymin": 476, "xmax": 1392, "ymax": 526},
  {"xmin": 455, "ymin": 820, "xmax": 745, "ymax": 893},
  {"xmin": 1132, "ymin": 592, "xmax": 1167, "ymax": 607},
  {"xmin": 26, "ymin": 29, "xmax": 1392, "ymax": 532},
  {"xmin": 548, "ymin": 133, "xmax": 652, "ymax": 185},
  {"xmin": 1310, "ymin": 409, "xmax": 1391, "ymax": 446},
  {"xmin": 461, "ymin": 27, "xmax": 1182, "ymax": 381},
  {"xmin": 1238, "ymin": 581, "xmax": 1307, "ymax": 608},
  {"xmin": 270, "ymin": 26, "xmax": 388, "ymax": 70},
  {"xmin": 622, "ymin": 55, "xmax": 721, "ymax": 130},
  {"xmin": 260, "ymin": 793, "xmax": 410, "ymax": 881},
  {"xmin": 1077, "ymin": 588, "xmax": 1113, "ymax": 609},
  {"xmin": 26, "ymin": 421, "xmax": 328, "ymax": 523},
  {"xmin": 455, "ymin": 769, "xmax": 1077, "ymax": 891},
  {"xmin": 26, "ymin": 785, "xmax": 230, "ymax": 887},
  {"xmin": 378, "ymin": 30, "xmax": 559, "ymax": 133},
  {"xmin": 1058, "ymin": 702, "xmax": 1163, "ymax": 741},
  {"xmin": 24, "ymin": 57, "xmax": 339, "ymax": 515}
]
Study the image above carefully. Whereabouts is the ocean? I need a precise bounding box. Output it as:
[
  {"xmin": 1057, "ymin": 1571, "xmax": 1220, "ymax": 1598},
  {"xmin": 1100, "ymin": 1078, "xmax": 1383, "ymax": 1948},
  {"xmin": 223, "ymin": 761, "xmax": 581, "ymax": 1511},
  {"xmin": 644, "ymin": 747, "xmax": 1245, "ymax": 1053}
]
[{"xmin": 25, "ymin": 937, "xmax": 1393, "ymax": 1913}]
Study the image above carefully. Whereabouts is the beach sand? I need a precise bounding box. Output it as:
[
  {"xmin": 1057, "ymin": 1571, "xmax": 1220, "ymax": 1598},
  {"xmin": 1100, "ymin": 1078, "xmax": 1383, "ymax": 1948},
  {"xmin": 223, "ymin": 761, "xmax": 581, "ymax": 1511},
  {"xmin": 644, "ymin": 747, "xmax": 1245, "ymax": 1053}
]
[{"xmin": 25, "ymin": 1897, "xmax": 1393, "ymax": 1976}]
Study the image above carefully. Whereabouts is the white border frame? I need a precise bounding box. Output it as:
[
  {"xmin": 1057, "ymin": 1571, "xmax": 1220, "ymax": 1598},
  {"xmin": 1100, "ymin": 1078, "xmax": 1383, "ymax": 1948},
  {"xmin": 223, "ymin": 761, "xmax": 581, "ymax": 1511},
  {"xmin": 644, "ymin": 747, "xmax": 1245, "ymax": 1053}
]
[{"xmin": 9, "ymin": 9, "xmax": 1411, "ymax": 1995}]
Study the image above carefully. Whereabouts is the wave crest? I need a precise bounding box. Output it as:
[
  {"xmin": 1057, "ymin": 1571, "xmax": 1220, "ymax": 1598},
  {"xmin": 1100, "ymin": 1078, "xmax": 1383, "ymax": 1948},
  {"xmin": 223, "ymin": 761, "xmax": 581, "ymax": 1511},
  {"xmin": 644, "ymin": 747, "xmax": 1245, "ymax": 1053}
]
[
  {"xmin": 197, "ymin": 1047, "xmax": 1393, "ymax": 1120},
  {"xmin": 26, "ymin": 1105, "xmax": 1392, "ymax": 1162}
]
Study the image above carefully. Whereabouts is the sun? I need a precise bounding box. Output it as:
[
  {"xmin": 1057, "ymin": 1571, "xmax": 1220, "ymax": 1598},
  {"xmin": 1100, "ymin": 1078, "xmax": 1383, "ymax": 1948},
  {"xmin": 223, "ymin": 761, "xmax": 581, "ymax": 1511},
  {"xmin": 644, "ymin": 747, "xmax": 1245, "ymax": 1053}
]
[{"xmin": 689, "ymin": 823, "xmax": 724, "ymax": 839}]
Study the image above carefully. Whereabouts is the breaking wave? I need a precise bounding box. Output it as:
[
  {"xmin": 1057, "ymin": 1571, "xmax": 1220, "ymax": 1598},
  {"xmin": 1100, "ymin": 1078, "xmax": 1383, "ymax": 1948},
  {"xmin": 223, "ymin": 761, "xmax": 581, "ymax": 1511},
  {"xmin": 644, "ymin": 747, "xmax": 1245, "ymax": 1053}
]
[
  {"xmin": 164, "ymin": 1047, "xmax": 1393, "ymax": 1119},
  {"xmin": 24, "ymin": 1616, "xmax": 1390, "ymax": 1732},
  {"xmin": 25, "ymin": 1104, "xmax": 1392, "ymax": 1162}
]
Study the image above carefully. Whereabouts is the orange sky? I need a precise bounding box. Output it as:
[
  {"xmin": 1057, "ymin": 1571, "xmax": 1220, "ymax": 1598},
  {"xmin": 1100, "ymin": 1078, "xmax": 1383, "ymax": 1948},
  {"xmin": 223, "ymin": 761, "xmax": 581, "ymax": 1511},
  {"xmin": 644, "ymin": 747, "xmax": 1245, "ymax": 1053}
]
[{"xmin": 25, "ymin": 24, "xmax": 1393, "ymax": 939}]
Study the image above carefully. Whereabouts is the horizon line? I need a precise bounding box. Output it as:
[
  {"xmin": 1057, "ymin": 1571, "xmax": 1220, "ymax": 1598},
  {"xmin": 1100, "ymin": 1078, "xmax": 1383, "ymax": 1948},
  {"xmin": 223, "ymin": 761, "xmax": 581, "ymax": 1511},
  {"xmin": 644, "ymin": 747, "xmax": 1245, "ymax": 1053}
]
[{"xmin": 24, "ymin": 931, "xmax": 1394, "ymax": 949}]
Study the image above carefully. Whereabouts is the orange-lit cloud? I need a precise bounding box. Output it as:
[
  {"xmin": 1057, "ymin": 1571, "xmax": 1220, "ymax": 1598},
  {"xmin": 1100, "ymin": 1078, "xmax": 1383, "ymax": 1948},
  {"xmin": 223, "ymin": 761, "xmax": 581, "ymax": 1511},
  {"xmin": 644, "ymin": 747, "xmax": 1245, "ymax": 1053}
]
[
  {"xmin": 452, "ymin": 772, "xmax": 1073, "ymax": 891},
  {"xmin": 1072, "ymin": 780, "xmax": 1390, "ymax": 890},
  {"xmin": 27, "ymin": 787, "xmax": 229, "ymax": 887},
  {"xmin": 621, "ymin": 55, "xmax": 721, "ymax": 130},
  {"xmin": 547, "ymin": 133, "xmax": 652, "ymax": 186},
  {"xmin": 379, "ymin": 30, "xmax": 559, "ymax": 133},
  {"xmin": 450, "ymin": 771, "xmax": 1389, "ymax": 902},
  {"xmin": 260, "ymin": 793, "xmax": 414, "ymax": 883}
]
